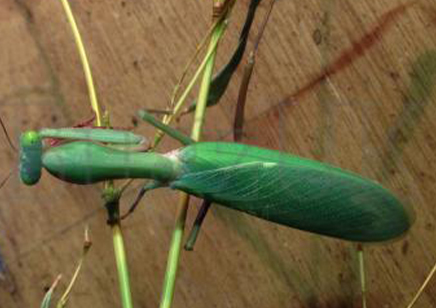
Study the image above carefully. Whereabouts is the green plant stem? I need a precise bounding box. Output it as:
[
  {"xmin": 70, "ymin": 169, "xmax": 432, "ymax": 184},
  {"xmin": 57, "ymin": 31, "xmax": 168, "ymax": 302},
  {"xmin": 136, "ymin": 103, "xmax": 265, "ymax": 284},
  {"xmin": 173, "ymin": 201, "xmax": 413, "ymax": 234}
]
[
  {"xmin": 169, "ymin": 20, "xmax": 221, "ymax": 108},
  {"xmin": 159, "ymin": 194, "xmax": 190, "ymax": 308},
  {"xmin": 60, "ymin": 2, "xmax": 132, "ymax": 307},
  {"xmin": 113, "ymin": 224, "xmax": 134, "ymax": 308},
  {"xmin": 190, "ymin": 24, "xmax": 225, "ymax": 140},
  {"xmin": 152, "ymin": 29, "xmax": 224, "ymax": 147},
  {"xmin": 159, "ymin": 18, "xmax": 227, "ymax": 308},
  {"xmin": 357, "ymin": 246, "xmax": 367, "ymax": 308},
  {"xmin": 59, "ymin": 0, "xmax": 102, "ymax": 125}
]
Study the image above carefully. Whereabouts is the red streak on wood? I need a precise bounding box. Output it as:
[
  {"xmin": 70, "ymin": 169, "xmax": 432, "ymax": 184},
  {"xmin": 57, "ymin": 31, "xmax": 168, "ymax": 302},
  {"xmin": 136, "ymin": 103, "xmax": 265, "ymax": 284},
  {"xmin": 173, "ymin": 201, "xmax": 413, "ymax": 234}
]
[
  {"xmin": 420, "ymin": 4, "xmax": 436, "ymax": 26},
  {"xmin": 285, "ymin": 2, "xmax": 415, "ymax": 104},
  {"xmin": 74, "ymin": 113, "xmax": 97, "ymax": 128}
]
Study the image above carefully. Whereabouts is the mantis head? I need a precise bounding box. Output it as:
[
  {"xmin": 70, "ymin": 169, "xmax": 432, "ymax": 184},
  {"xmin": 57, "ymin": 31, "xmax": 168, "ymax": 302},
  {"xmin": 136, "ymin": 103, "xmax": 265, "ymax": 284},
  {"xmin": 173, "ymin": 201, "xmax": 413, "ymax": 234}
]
[{"xmin": 19, "ymin": 131, "xmax": 43, "ymax": 185}]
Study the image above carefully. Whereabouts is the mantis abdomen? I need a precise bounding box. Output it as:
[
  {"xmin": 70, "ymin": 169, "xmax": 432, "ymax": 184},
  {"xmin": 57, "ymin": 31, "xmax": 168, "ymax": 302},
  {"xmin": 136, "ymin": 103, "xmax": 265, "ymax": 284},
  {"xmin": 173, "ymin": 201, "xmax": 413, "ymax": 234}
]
[{"xmin": 173, "ymin": 143, "xmax": 413, "ymax": 242}]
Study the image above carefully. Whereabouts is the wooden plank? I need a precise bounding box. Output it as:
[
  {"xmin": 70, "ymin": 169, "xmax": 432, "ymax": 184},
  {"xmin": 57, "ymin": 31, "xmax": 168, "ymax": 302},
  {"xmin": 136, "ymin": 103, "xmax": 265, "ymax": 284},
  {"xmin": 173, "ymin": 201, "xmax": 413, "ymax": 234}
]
[{"xmin": 1, "ymin": 0, "xmax": 436, "ymax": 307}]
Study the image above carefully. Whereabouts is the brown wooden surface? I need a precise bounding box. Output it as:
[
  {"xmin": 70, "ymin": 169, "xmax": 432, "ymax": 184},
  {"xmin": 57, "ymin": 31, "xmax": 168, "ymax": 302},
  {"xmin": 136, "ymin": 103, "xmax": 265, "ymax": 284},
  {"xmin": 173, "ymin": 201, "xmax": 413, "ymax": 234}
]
[{"xmin": 1, "ymin": 0, "xmax": 436, "ymax": 307}]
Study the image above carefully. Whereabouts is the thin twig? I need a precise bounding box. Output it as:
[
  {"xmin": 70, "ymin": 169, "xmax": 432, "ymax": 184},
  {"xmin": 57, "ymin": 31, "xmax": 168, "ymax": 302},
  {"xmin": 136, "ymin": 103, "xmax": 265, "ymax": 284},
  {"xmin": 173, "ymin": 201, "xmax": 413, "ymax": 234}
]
[
  {"xmin": 152, "ymin": 20, "xmax": 228, "ymax": 147},
  {"xmin": 0, "ymin": 115, "xmax": 17, "ymax": 152},
  {"xmin": 56, "ymin": 227, "xmax": 92, "ymax": 308},
  {"xmin": 233, "ymin": 0, "xmax": 276, "ymax": 141},
  {"xmin": 169, "ymin": 19, "xmax": 222, "ymax": 108},
  {"xmin": 184, "ymin": 0, "xmax": 262, "ymax": 116},
  {"xmin": 406, "ymin": 261, "xmax": 436, "ymax": 308},
  {"xmin": 40, "ymin": 275, "xmax": 62, "ymax": 308},
  {"xmin": 169, "ymin": 0, "xmax": 235, "ymax": 109},
  {"xmin": 0, "ymin": 171, "xmax": 12, "ymax": 191}
]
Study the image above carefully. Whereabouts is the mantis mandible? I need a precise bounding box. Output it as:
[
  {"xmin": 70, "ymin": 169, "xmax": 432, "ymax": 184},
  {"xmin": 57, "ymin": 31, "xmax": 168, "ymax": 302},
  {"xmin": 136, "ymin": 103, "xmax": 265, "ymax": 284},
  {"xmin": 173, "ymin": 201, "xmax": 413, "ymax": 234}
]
[{"xmin": 19, "ymin": 110, "xmax": 413, "ymax": 243}]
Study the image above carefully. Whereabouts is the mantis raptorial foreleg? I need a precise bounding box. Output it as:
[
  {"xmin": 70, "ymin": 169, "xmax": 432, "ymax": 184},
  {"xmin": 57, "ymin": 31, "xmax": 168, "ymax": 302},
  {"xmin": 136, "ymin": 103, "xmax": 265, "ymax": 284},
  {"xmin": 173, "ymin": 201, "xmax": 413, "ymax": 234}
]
[
  {"xmin": 20, "ymin": 128, "xmax": 150, "ymax": 185},
  {"xmin": 21, "ymin": 111, "xmax": 197, "ymax": 220},
  {"xmin": 39, "ymin": 127, "xmax": 149, "ymax": 151}
]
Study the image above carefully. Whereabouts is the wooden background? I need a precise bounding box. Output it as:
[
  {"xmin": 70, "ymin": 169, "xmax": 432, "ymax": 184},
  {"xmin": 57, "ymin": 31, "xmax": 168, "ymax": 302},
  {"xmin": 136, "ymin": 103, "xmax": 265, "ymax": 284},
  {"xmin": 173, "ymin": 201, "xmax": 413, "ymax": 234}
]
[{"xmin": 1, "ymin": 0, "xmax": 436, "ymax": 307}]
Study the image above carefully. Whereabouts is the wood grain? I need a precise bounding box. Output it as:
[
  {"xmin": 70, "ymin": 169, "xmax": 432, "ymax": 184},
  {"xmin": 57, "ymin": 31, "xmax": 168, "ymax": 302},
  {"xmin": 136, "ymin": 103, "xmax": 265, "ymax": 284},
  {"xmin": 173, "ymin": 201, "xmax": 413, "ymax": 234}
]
[{"xmin": 1, "ymin": 0, "xmax": 436, "ymax": 307}]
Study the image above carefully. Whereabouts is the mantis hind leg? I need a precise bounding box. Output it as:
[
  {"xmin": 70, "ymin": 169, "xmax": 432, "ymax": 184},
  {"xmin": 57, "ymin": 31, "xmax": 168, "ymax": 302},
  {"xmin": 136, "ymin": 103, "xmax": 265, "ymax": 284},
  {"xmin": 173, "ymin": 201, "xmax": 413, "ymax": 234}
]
[
  {"xmin": 121, "ymin": 180, "xmax": 164, "ymax": 220},
  {"xmin": 184, "ymin": 199, "xmax": 212, "ymax": 251}
]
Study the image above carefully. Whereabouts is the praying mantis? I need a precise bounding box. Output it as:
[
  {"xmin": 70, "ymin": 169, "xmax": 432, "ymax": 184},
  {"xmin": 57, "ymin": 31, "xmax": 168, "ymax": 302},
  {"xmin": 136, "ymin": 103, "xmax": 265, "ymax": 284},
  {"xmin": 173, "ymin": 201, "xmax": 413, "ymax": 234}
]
[
  {"xmin": 2, "ymin": 0, "xmax": 435, "ymax": 307},
  {"xmin": 19, "ymin": 110, "xmax": 413, "ymax": 243}
]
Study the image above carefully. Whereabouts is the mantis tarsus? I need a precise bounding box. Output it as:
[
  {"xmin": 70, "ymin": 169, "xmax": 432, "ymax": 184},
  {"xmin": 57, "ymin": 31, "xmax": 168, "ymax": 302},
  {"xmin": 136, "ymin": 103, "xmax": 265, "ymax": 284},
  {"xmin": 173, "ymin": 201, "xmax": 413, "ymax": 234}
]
[{"xmin": 19, "ymin": 110, "xmax": 413, "ymax": 243}]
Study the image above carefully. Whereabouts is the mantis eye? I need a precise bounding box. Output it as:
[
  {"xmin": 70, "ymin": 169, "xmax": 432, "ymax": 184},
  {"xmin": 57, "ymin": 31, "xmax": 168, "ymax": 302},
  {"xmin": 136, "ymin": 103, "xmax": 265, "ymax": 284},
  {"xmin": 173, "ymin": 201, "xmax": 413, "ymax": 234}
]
[{"xmin": 19, "ymin": 131, "xmax": 43, "ymax": 185}]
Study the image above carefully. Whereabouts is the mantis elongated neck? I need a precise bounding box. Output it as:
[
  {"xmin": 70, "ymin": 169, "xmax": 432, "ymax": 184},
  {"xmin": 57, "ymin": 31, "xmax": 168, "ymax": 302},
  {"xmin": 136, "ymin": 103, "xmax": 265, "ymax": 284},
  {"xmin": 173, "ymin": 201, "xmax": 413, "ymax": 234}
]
[{"xmin": 42, "ymin": 142, "xmax": 182, "ymax": 184}]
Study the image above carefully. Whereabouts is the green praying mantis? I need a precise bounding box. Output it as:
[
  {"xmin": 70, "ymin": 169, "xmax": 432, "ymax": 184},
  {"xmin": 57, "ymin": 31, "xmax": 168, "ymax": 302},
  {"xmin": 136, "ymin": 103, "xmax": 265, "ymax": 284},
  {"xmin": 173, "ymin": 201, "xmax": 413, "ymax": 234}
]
[{"xmin": 19, "ymin": 109, "xmax": 414, "ymax": 244}]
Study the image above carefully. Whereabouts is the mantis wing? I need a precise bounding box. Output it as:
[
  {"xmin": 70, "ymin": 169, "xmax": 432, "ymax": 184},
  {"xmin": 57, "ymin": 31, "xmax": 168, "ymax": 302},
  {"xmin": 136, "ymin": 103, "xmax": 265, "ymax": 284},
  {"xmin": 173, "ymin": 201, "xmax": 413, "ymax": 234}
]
[{"xmin": 170, "ymin": 161, "xmax": 413, "ymax": 242}]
